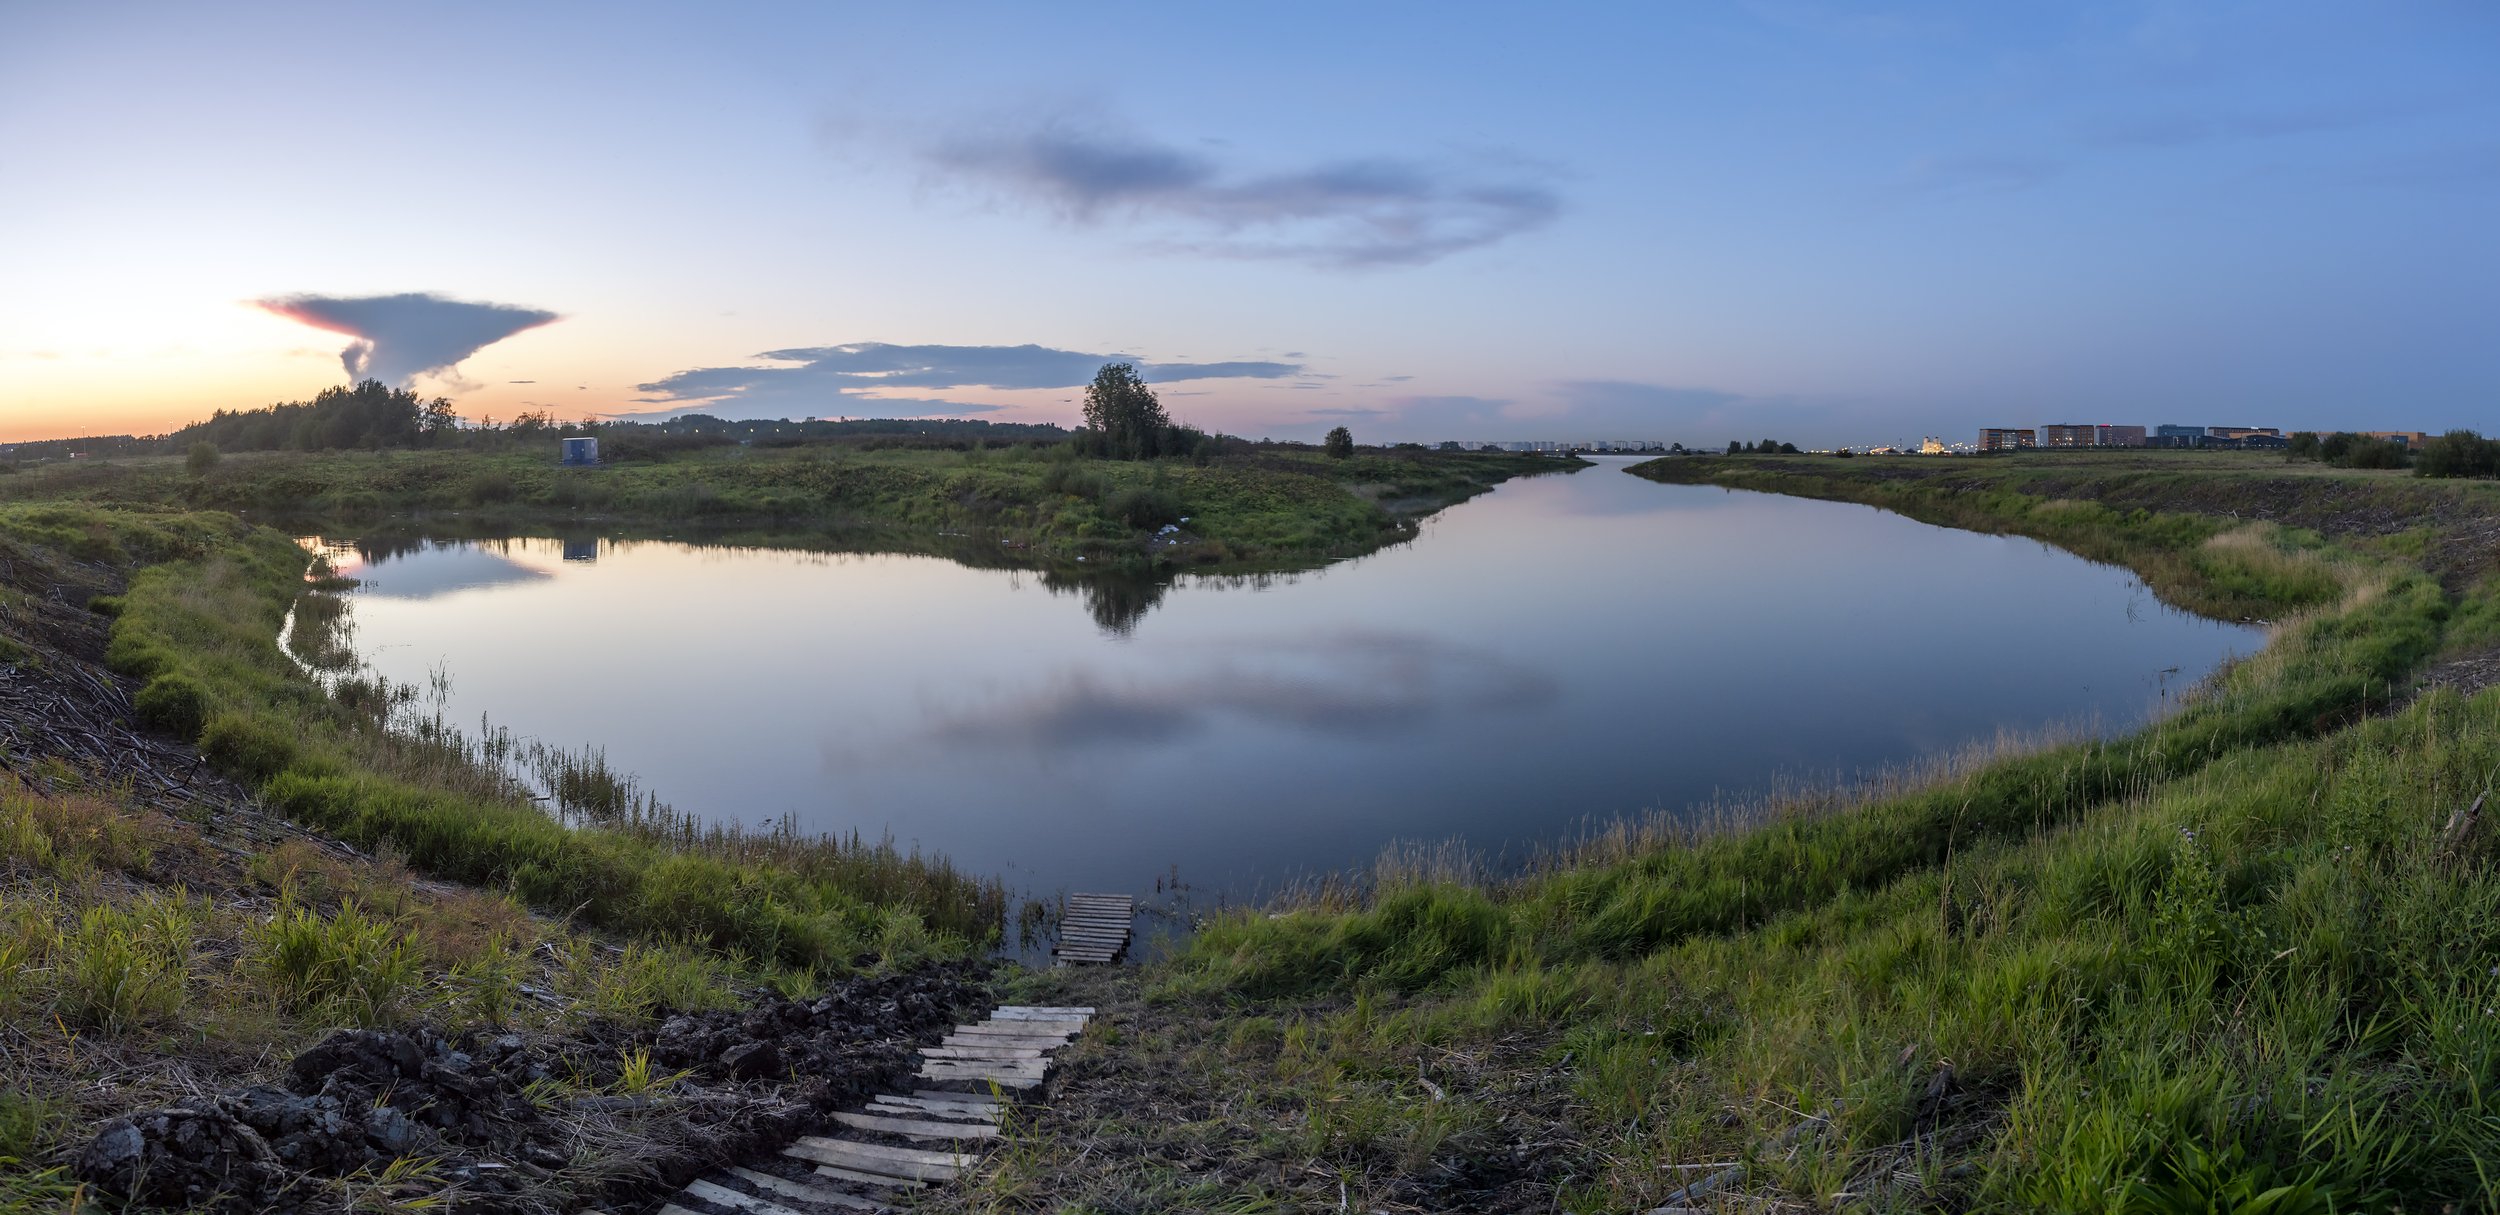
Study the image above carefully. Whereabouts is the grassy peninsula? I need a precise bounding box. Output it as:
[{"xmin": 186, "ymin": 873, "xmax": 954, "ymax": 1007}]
[{"xmin": 959, "ymin": 451, "xmax": 2500, "ymax": 1213}]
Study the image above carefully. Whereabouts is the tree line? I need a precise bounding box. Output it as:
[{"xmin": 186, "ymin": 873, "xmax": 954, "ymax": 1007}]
[{"xmin": 2287, "ymin": 429, "xmax": 2500, "ymax": 479}]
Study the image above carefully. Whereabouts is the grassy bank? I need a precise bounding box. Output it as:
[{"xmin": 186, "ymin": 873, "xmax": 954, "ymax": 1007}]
[
  {"xmin": 0, "ymin": 501, "xmax": 991, "ymax": 1213},
  {"xmin": 1, "ymin": 442, "xmax": 1571, "ymax": 571},
  {"xmin": 963, "ymin": 455, "xmax": 2500, "ymax": 1213}
]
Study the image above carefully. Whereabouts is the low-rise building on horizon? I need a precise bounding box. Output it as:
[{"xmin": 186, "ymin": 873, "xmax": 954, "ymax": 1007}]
[
  {"xmin": 1979, "ymin": 427, "xmax": 2037, "ymax": 451},
  {"xmin": 2096, "ymin": 424, "xmax": 2148, "ymax": 447},
  {"xmin": 2043, "ymin": 424, "xmax": 2096, "ymax": 448}
]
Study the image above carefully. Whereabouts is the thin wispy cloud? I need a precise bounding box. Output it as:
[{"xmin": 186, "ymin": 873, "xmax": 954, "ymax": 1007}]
[
  {"xmin": 255, "ymin": 293, "xmax": 558, "ymax": 387},
  {"xmin": 916, "ymin": 117, "xmax": 1560, "ymax": 268},
  {"xmin": 632, "ymin": 341, "xmax": 1301, "ymax": 419}
]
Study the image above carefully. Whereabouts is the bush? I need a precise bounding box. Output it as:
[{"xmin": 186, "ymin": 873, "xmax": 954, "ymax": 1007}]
[
  {"xmin": 200, "ymin": 711, "xmax": 299, "ymax": 783},
  {"xmin": 1324, "ymin": 426, "xmax": 1354, "ymax": 459},
  {"xmin": 185, "ymin": 441, "xmax": 219, "ymax": 474},
  {"xmin": 464, "ymin": 469, "xmax": 518, "ymax": 505},
  {"xmin": 56, "ymin": 897, "xmax": 194, "ymax": 1031},
  {"xmin": 1103, "ymin": 482, "xmax": 1186, "ymax": 529},
  {"xmin": 133, "ymin": 673, "xmax": 208, "ymax": 739},
  {"xmin": 252, "ymin": 899, "xmax": 422, "ymax": 1027},
  {"xmin": 2415, "ymin": 429, "xmax": 2499, "ymax": 480}
]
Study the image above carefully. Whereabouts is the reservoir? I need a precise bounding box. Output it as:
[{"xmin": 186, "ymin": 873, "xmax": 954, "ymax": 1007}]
[{"xmin": 322, "ymin": 458, "xmax": 2264, "ymax": 904}]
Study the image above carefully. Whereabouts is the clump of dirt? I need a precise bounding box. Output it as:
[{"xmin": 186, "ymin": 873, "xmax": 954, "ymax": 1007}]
[{"xmin": 75, "ymin": 960, "xmax": 995, "ymax": 1213}]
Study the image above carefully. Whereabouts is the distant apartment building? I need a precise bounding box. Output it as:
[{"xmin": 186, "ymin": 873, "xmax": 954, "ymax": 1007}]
[
  {"xmin": 2152, "ymin": 424, "xmax": 2208, "ymax": 448},
  {"xmin": 2042, "ymin": 424, "xmax": 2097, "ymax": 448},
  {"xmin": 1978, "ymin": 427, "xmax": 2037, "ymax": 451},
  {"xmin": 2207, "ymin": 426, "xmax": 2281, "ymax": 441},
  {"xmin": 2096, "ymin": 424, "xmax": 2148, "ymax": 447},
  {"xmin": 2362, "ymin": 431, "xmax": 2429, "ymax": 450}
]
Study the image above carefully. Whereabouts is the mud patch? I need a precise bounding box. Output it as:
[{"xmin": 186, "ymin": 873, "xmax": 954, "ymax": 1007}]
[{"xmin": 75, "ymin": 960, "xmax": 994, "ymax": 1213}]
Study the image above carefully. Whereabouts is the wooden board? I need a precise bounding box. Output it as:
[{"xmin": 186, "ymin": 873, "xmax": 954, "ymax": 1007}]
[
  {"xmin": 833, "ymin": 1110, "xmax": 1001, "ymax": 1140},
  {"xmin": 788, "ymin": 1136, "xmax": 973, "ymax": 1182},
  {"xmin": 870, "ymin": 1093, "xmax": 1003, "ymax": 1116},
  {"xmin": 922, "ymin": 1045, "xmax": 1046, "ymax": 1060},
  {"xmin": 913, "ymin": 1088, "xmax": 1002, "ymax": 1105},
  {"xmin": 940, "ymin": 1036, "xmax": 1067, "ymax": 1051},
  {"xmin": 867, "ymin": 1101, "xmax": 996, "ymax": 1124},
  {"xmin": 969, "ymin": 1019, "xmax": 1085, "ymax": 1033},
  {"xmin": 729, "ymin": 1166, "xmax": 892, "ymax": 1212},
  {"xmin": 687, "ymin": 1178, "xmax": 811, "ymax": 1215},
  {"xmin": 812, "ymin": 1163, "xmax": 926, "ymax": 1189},
  {"xmin": 993, "ymin": 1005, "xmax": 1095, "ymax": 1017}
]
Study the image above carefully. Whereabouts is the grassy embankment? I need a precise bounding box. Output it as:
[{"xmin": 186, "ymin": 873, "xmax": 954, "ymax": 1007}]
[
  {"xmin": 964, "ymin": 451, "xmax": 2500, "ymax": 1213},
  {"xmin": 0, "ymin": 444, "xmax": 1565, "ymax": 1209},
  {"xmin": 0, "ymin": 501, "xmax": 1004, "ymax": 1210},
  {"xmin": 1, "ymin": 442, "xmax": 1568, "ymax": 571}
]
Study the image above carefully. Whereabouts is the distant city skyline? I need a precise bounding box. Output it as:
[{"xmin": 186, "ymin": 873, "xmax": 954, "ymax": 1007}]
[{"xmin": 3, "ymin": 2, "xmax": 2494, "ymax": 445}]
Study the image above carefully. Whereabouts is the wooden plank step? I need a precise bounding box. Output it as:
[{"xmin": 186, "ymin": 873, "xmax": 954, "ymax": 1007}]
[
  {"xmin": 913, "ymin": 1088, "xmax": 1003, "ymax": 1105},
  {"xmin": 785, "ymin": 1137, "xmax": 940, "ymax": 1181},
  {"xmin": 913, "ymin": 1071, "xmax": 1041, "ymax": 1090},
  {"xmin": 971, "ymin": 1018, "xmax": 1084, "ymax": 1033},
  {"xmin": 791, "ymin": 1135, "xmax": 977, "ymax": 1178},
  {"xmin": 1066, "ymin": 895, "xmax": 1131, "ymax": 905},
  {"xmin": 918, "ymin": 1064, "xmax": 1047, "ymax": 1081},
  {"xmin": 867, "ymin": 1101, "xmax": 997, "ymax": 1123},
  {"xmin": 1061, "ymin": 914, "xmax": 1131, "ymax": 925},
  {"xmin": 871, "ymin": 1092, "xmax": 1003, "ymax": 1114},
  {"xmin": 729, "ymin": 1166, "xmax": 892, "ymax": 1212},
  {"xmin": 1058, "ymin": 927, "xmax": 1130, "ymax": 938},
  {"xmin": 940, "ymin": 1035, "xmax": 1068, "ymax": 1050},
  {"xmin": 833, "ymin": 1110, "xmax": 1001, "ymax": 1140},
  {"xmin": 687, "ymin": 1178, "xmax": 812, "ymax": 1215},
  {"xmin": 922, "ymin": 1046, "xmax": 1045, "ymax": 1060},
  {"xmin": 993, "ymin": 1006, "xmax": 1095, "ymax": 1017},
  {"xmin": 1054, "ymin": 952, "xmax": 1119, "ymax": 962},
  {"xmin": 920, "ymin": 1054, "xmax": 1049, "ymax": 1069},
  {"xmin": 812, "ymin": 1163, "xmax": 925, "ymax": 1190}
]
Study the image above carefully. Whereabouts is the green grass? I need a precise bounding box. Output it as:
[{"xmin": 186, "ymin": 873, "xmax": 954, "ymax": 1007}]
[
  {"xmin": 0, "ymin": 443, "xmax": 1567, "ymax": 571},
  {"xmin": 1096, "ymin": 455, "xmax": 2500, "ymax": 1212}
]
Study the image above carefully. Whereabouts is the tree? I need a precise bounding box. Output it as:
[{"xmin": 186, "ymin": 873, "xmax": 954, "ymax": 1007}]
[
  {"xmin": 1324, "ymin": 426, "xmax": 1354, "ymax": 459},
  {"xmin": 2287, "ymin": 431, "xmax": 2322, "ymax": 461},
  {"xmin": 185, "ymin": 441, "xmax": 219, "ymax": 474},
  {"xmin": 1080, "ymin": 362, "xmax": 1174, "ymax": 460},
  {"xmin": 2416, "ymin": 430, "xmax": 2499, "ymax": 479},
  {"xmin": 1726, "ymin": 440, "xmax": 1743, "ymax": 455}
]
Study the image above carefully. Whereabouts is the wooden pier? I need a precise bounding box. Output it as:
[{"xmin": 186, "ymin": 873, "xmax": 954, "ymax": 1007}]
[
  {"xmin": 1051, "ymin": 892, "xmax": 1134, "ymax": 967},
  {"xmin": 654, "ymin": 1004, "xmax": 1095, "ymax": 1214}
]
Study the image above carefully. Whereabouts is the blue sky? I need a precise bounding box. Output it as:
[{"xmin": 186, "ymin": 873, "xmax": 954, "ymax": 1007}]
[{"xmin": 1, "ymin": 1, "xmax": 2492, "ymax": 444}]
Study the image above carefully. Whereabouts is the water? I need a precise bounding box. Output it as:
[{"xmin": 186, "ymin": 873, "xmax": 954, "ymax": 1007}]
[{"xmin": 322, "ymin": 458, "xmax": 2263, "ymax": 904}]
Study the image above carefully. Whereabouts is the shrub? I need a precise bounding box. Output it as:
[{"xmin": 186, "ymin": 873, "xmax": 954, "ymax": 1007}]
[
  {"xmin": 464, "ymin": 469, "xmax": 518, "ymax": 505},
  {"xmin": 199, "ymin": 711, "xmax": 299, "ymax": 782},
  {"xmin": 252, "ymin": 898, "xmax": 422, "ymax": 1027},
  {"xmin": 56, "ymin": 897, "xmax": 194, "ymax": 1031},
  {"xmin": 1324, "ymin": 426, "xmax": 1354, "ymax": 459},
  {"xmin": 134, "ymin": 673, "xmax": 208, "ymax": 739},
  {"xmin": 2415, "ymin": 429, "xmax": 2499, "ymax": 480},
  {"xmin": 1103, "ymin": 482, "xmax": 1187, "ymax": 529},
  {"xmin": 185, "ymin": 441, "xmax": 219, "ymax": 475}
]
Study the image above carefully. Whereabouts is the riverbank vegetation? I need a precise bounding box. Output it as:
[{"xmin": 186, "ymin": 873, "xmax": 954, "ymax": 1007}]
[{"xmin": 957, "ymin": 451, "xmax": 2500, "ymax": 1212}]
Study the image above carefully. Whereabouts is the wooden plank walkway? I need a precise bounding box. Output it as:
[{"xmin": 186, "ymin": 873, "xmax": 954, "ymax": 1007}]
[
  {"xmin": 1052, "ymin": 892, "xmax": 1134, "ymax": 967},
  {"xmin": 652, "ymin": 1005, "xmax": 1093, "ymax": 1215}
]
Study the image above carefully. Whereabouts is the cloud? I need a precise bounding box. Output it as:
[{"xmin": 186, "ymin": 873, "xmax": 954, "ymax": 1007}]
[
  {"xmin": 632, "ymin": 341, "xmax": 1300, "ymax": 418},
  {"xmin": 255, "ymin": 293, "xmax": 558, "ymax": 386},
  {"xmin": 915, "ymin": 631, "xmax": 1556, "ymax": 752},
  {"xmin": 1903, "ymin": 153, "xmax": 2060, "ymax": 195},
  {"xmin": 918, "ymin": 118, "xmax": 1560, "ymax": 268}
]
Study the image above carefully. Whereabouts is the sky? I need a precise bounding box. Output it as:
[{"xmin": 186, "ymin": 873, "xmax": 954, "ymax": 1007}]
[{"xmin": 1, "ymin": 1, "xmax": 2493, "ymax": 446}]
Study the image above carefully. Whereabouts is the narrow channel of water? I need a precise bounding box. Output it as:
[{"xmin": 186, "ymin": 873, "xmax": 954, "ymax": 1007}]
[{"xmin": 320, "ymin": 459, "xmax": 2263, "ymax": 909}]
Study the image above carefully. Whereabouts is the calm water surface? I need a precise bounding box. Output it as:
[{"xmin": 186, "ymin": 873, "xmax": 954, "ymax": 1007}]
[{"xmin": 328, "ymin": 459, "xmax": 2262, "ymax": 903}]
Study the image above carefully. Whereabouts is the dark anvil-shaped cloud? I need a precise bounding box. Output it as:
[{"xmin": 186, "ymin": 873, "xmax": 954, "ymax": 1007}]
[
  {"xmin": 257, "ymin": 293, "xmax": 558, "ymax": 386},
  {"xmin": 632, "ymin": 341, "xmax": 1300, "ymax": 419},
  {"xmin": 913, "ymin": 631, "xmax": 1556, "ymax": 753},
  {"xmin": 921, "ymin": 119, "xmax": 1559, "ymax": 268}
]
